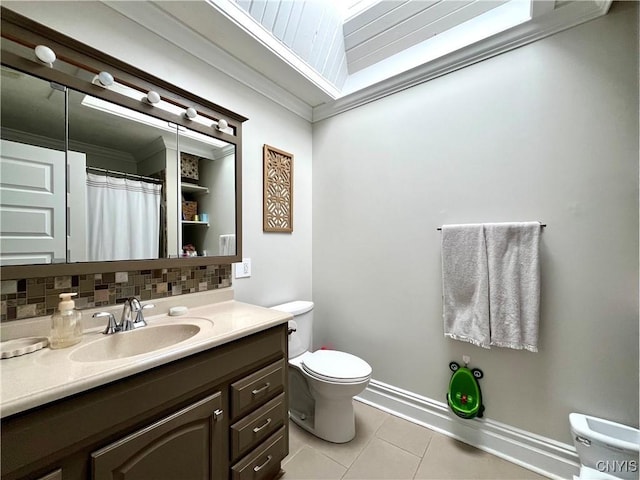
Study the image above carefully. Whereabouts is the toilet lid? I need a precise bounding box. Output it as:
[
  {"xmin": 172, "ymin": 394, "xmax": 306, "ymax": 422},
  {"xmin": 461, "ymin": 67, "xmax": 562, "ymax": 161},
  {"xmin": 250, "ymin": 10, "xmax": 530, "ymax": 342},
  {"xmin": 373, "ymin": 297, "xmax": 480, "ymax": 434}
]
[{"xmin": 301, "ymin": 350, "xmax": 372, "ymax": 383}]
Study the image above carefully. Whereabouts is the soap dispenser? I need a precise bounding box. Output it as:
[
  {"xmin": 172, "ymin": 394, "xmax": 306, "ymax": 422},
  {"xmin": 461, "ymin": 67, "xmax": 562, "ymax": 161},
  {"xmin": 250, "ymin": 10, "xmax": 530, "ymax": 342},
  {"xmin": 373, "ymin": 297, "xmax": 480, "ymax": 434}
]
[{"xmin": 50, "ymin": 292, "xmax": 83, "ymax": 349}]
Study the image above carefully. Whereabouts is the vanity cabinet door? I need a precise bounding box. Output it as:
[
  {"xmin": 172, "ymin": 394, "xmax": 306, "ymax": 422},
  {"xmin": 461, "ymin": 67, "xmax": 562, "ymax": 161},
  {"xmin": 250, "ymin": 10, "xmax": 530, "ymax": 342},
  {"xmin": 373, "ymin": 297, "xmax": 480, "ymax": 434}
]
[{"xmin": 91, "ymin": 392, "xmax": 224, "ymax": 480}]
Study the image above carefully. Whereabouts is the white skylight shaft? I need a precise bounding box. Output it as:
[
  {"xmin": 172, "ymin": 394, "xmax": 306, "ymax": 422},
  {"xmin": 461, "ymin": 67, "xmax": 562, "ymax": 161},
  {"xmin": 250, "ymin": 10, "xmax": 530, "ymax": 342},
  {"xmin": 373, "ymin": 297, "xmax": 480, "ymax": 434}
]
[{"xmin": 343, "ymin": 0, "xmax": 532, "ymax": 95}]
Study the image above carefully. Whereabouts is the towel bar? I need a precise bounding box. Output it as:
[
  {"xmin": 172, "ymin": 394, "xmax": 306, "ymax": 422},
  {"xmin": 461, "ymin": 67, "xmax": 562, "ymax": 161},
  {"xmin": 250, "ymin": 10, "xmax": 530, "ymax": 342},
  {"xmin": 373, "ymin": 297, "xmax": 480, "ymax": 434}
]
[{"xmin": 436, "ymin": 223, "xmax": 546, "ymax": 231}]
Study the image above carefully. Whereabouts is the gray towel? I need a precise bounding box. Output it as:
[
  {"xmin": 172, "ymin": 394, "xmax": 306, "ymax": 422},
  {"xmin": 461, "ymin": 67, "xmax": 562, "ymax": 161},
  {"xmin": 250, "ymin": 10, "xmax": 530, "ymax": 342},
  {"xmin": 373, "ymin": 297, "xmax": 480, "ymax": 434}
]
[
  {"xmin": 441, "ymin": 224, "xmax": 491, "ymax": 349},
  {"xmin": 484, "ymin": 222, "xmax": 541, "ymax": 352}
]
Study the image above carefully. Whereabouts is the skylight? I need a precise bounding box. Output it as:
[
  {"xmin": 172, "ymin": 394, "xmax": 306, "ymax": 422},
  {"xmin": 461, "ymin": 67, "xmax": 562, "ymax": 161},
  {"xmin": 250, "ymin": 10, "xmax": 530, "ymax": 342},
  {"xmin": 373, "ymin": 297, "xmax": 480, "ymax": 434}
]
[
  {"xmin": 343, "ymin": 0, "xmax": 532, "ymax": 94},
  {"xmin": 231, "ymin": 0, "xmax": 534, "ymax": 96}
]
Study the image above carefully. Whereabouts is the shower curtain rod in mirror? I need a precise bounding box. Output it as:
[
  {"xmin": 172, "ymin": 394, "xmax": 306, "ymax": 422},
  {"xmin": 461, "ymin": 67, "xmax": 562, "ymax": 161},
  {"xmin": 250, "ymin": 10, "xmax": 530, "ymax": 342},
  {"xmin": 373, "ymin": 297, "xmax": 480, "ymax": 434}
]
[{"xmin": 86, "ymin": 166, "xmax": 163, "ymax": 184}]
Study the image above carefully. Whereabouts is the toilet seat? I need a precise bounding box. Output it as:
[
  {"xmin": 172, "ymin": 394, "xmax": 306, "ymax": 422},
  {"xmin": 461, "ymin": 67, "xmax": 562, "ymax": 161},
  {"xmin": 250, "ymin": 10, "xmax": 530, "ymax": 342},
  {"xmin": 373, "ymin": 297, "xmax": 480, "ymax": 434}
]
[{"xmin": 301, "ymin": 350, "xmax": 372, "ymax": 384}]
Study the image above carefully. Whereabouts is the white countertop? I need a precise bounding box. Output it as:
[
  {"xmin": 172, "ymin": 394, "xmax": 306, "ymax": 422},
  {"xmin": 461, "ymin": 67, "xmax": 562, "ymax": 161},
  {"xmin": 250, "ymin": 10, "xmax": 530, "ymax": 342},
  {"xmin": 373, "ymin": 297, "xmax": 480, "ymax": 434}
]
[{"xmin": 0, "ymin": 289, "xmax": 292, "ymax": 418}]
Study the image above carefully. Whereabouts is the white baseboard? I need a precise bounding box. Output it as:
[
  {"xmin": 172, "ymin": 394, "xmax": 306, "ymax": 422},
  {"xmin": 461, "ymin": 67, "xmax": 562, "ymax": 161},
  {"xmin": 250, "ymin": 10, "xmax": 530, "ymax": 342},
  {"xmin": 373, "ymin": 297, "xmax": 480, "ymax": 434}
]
[{"xmin": 356, "ymin": 380, "xmax": 579, "ymax": 480}]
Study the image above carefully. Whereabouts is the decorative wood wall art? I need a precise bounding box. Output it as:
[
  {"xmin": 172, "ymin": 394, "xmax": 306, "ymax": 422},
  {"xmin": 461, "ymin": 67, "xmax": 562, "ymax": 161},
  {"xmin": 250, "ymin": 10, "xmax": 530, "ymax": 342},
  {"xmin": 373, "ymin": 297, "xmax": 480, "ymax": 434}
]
[{"xmin": 263, "ymin": 145, "xmax": 293, "ymax": 233}]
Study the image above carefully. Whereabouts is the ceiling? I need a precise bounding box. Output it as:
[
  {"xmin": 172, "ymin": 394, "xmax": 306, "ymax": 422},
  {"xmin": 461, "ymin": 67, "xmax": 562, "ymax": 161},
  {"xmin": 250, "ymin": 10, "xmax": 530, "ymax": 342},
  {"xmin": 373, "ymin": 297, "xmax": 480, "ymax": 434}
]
[{"xmin": 101, "ymin": 0, "xmax": 613, "ymax": 121}]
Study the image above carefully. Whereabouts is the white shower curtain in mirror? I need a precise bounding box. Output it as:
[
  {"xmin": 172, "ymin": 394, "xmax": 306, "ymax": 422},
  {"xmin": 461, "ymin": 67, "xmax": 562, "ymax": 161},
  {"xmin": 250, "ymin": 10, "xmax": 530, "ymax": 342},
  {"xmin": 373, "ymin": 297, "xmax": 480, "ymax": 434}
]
[{"xmin": 86, "ymin": 173, "xmax": 162, "ymax": 261}]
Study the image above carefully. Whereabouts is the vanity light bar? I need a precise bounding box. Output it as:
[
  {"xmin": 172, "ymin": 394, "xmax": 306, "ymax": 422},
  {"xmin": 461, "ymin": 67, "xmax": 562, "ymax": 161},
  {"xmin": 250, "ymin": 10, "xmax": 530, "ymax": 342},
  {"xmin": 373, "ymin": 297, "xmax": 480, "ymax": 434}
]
[{"xmin": 88, "ymin": 74, "xmax": 228, "ymax": 133}]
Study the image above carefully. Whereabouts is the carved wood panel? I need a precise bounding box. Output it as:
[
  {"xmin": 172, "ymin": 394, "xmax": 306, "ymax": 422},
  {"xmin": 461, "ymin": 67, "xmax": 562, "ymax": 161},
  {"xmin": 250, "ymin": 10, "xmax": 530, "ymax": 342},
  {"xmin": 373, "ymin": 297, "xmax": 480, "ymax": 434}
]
[{"xmin": 263, "ymin": 145, "xmax": 293, "ymax": 233}]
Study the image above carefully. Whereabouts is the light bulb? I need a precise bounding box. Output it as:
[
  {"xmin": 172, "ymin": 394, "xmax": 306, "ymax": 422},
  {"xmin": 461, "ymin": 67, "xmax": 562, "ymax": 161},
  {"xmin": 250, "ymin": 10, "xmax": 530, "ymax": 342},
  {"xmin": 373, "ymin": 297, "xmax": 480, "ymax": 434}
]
[
  {"xmin": 185, "ymin": 107, "xmax": 197, "ymax": 120},
  {"xmin": 146, "ymin": 90, "xmax": 161, "ymax": 104},
  {"xmin": 217, "ymin": 119, "xmax": 228, "ymax": 131},
  {"xmin": 34, "ymin": 45, "xmax": 56, "ymax": 65},
  {"xmin": 97, "ymin": 71, "xmax": 114, "ymax": 87}
]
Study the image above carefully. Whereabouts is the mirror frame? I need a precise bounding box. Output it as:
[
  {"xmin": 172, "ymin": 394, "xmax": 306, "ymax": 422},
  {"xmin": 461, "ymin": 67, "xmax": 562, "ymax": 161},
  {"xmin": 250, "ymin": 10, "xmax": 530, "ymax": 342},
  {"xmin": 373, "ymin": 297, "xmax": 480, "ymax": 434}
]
[{"xmin": 0, "ymin": 7, "xmax": 246, "ymax": 279}]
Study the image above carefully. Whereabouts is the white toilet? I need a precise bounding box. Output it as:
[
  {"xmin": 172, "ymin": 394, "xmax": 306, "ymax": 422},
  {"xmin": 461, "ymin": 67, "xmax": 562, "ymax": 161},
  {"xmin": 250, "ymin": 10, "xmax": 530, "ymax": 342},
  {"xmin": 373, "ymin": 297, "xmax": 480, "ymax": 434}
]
[
  {"xmin": 569, "ymin": 413, "xmax": 639, "ymax": 480},
  {"xmin": 270, "ymin": 301, "xmax": 372, "ymax": 443}
]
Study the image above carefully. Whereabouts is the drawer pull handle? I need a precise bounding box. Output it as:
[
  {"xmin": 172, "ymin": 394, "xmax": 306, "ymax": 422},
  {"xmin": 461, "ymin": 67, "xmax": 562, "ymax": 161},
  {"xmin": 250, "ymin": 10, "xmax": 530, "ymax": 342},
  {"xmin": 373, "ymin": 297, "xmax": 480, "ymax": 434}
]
[
  {"xmin": 251, "ymin": 382, "xmax": 271, "ymax": 396},
  {"xmin": 252, "ymin": 417, "xmax": 272, "ymax": 433},
  {"xmin": 213, "ymin": 409, "xmax": 224, "ymax": 421},
  {"xmin": 253, "ymin": 454, "xmax": 272, "ymax": 472}
]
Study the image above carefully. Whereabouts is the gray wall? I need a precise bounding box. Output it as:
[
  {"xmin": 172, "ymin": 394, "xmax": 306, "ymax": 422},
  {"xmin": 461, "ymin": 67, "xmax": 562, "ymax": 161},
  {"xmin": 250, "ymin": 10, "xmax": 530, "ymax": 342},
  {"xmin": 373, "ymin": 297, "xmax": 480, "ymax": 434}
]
[{"xmin": 312, "ymin": 3, "xmax": 638, "ymax": 444}]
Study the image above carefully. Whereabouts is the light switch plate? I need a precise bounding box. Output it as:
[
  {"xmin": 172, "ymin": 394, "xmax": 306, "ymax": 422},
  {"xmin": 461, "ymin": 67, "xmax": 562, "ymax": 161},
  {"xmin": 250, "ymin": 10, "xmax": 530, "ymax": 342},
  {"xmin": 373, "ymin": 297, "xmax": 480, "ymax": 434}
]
[{"xmin": 235, "ymin": 258, "xmax": 251, "ymax": 278}]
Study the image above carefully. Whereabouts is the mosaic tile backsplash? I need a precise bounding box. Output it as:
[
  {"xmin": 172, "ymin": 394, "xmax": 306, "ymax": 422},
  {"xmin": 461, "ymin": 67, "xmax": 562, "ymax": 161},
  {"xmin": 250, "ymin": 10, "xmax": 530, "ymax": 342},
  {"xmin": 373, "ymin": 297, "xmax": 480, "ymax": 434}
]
[{"xmin": 0, "ymin": 264, "xmax": 232, "ymax": 322}]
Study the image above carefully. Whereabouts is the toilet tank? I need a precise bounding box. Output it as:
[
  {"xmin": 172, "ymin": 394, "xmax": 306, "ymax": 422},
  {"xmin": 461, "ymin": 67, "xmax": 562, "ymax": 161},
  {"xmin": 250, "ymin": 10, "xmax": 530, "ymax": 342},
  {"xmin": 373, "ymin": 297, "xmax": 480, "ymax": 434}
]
[{"xmin": 270, "ymin": 301, "xmax": 314, "ymax": 359}]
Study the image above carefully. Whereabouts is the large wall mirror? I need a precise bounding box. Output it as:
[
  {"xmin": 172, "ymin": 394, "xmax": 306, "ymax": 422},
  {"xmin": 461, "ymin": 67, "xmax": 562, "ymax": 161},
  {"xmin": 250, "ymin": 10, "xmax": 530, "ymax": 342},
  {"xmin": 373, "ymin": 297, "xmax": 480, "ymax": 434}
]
[{"xmin": 0, "ymin": 8, "xmax": 246, "ymax": 278}]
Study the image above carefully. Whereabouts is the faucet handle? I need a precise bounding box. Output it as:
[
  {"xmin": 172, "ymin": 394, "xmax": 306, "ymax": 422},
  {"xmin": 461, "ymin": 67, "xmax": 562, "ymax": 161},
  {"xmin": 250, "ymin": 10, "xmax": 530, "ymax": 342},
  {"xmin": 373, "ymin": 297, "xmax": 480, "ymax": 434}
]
[
  {"xmin": 94, "ymin": 312, "xmax": 119, "ymax": 335},
  {"xmin": 132, "ymin": 302, "xmax": 155, "ymax": 328}
]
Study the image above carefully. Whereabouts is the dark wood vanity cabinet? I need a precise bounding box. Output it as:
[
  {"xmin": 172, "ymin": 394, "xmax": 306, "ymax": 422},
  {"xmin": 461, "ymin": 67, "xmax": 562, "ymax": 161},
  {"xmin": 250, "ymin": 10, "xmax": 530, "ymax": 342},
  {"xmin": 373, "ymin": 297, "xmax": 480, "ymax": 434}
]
[
  {"xmin": 1, "ymin": 324, "xmax": 289, "ymax": 480},
  {"xmin": 91, "ymin": 392, "xmax": 225, "ymax": 480}
]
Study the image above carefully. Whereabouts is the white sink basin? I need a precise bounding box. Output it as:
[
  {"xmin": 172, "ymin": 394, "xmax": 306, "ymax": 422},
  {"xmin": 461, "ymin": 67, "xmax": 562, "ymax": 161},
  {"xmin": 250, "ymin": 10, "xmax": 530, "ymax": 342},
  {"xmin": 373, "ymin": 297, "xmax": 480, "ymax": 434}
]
[{"xmin": 70, "ymin": 323, "xmax": 201, "ymax": 362}]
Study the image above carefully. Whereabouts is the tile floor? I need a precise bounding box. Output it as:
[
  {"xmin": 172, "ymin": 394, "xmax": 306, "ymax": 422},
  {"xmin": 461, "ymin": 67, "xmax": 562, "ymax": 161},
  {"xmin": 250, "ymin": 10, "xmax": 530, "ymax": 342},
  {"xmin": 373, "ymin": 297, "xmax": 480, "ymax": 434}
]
[{"xmin": 281, "ymin": 400, "xmax": 548, "ymax": 480}]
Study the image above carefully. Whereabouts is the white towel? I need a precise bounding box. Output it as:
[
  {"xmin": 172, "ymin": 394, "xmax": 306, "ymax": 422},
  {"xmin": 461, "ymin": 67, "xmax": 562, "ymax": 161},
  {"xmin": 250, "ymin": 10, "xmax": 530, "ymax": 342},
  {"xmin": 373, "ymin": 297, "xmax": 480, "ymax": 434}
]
[
  {"xmin": 441, "ymin": 224, "xmax": 491, "ymax": 349},
  {"xmin": 484, "ymin": 222, "xmax": 540, "ymax": 352},
  {"xmin": 218, "ymin": 234, "xmax": 236, "ymax": 256}
]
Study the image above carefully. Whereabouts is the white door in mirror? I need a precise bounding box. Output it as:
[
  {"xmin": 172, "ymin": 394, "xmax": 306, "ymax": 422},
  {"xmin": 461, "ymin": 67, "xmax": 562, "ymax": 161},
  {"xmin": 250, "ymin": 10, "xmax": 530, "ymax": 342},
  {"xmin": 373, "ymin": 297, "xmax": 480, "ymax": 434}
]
[
  {"xmin": 234, "ymin": 258, "xmax": 251, "ymax": 278},
  {"xmin": 0, "ymin": 140, "xmax": 67, "ymax": 265}
]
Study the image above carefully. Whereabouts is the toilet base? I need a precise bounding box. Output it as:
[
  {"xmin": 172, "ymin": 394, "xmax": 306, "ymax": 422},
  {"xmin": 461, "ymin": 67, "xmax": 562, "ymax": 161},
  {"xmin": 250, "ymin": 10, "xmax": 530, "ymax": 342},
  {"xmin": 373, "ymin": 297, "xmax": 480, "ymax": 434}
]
[
  {"xmin": 288, "ymin": 356, "xmax": 369, "ymax": 444},
  {"xmin": 289, "ymin": 398, "xmax": 356, "ymax": 444}
]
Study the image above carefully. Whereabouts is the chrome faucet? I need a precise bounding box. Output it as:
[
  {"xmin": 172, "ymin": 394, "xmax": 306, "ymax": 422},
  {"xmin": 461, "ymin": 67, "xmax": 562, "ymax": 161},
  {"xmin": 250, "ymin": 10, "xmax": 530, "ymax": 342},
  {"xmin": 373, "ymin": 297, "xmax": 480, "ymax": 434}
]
[{"xmin": 93, "ymin": 298, "xmax": 155, "ymax": 335}]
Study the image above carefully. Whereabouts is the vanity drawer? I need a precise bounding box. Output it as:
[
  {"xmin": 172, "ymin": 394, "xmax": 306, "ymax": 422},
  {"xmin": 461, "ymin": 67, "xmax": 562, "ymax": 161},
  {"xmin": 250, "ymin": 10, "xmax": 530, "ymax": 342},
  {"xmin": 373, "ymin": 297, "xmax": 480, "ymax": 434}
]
[
  {"xmin": 231, "ymin": 359, "xmax": 285, "ymax": 419},
  {"xmin": 231, "ymin": 426, "xmax": 286, "ymax": 480},
  {"xmin": 231, "ymin": 392, "xmax": 286, "ymax": 460}
]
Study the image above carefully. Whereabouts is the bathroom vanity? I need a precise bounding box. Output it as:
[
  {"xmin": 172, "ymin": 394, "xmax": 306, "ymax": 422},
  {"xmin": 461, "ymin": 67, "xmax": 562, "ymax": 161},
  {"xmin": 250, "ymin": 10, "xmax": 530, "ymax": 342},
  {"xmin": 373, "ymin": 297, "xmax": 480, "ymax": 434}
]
[{"xmin": 0, "ymin": 294, "xmax": 291, "ymax": 480}]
